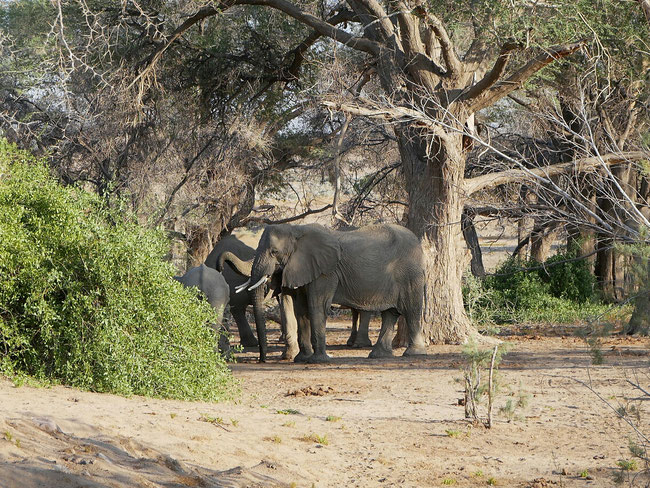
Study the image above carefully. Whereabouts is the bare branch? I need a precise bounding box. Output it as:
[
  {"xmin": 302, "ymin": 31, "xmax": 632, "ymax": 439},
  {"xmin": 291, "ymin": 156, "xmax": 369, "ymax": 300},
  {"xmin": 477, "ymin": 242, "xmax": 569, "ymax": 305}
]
[
  {"xmin": 241, "ymin": 0, "xmax": 380, "ymax": 55},
  {"xmin": 240, "ymin": 204, "xmax": 333, "ymax": 225},
  {"xmin": 128, "ymin": 5, "xmax": 229, "ymax": 100},
  {"xmin": 322, "ymin": 98, "xmax": 449, "ymax": 140},
  {"xmin": 412, "ymin": 5, "xmax": 462, "ymax": 78},
  {"xmin": 464, "ymin": 151, "xmax": 648, "ymax": 195},
  {"xmin": 466, "ymin": 42, "xmax": 584, "ymax": 113},
  {"xmin": 460, "ymin": 42, "xmax": 522, "ymax": 104}
]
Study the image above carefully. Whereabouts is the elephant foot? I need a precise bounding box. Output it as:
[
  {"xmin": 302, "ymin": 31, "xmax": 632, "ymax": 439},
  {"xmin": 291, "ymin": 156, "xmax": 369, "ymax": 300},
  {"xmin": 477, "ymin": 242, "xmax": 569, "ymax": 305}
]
[
  {"xmin": 282, "ymin": 346, "xmax": 300, "ymax": 361},
  {"xmin": 293, "ymin": 351, "xmax": 312, "ymax": 363},
  {"xmin": 403, "ymin": 344, "xmax": 427, "ymax": 357},
  {"xmin": 239, "ymin": 336, "xmax": 259, "ymax": 348},
  {"xmin": 352, "ymin": 339, "xmax": 373, "ymax": 348},
  {"xmin": 346, "ymin": 335, "xmax": 357, "ymax": 347},
  {"xmin": 305, "ymin": 353, "xmax": 332, "ymax": 364},
  {"xmin": 368, "ymin": 346, "xmax": 394, "ymax": 359}
]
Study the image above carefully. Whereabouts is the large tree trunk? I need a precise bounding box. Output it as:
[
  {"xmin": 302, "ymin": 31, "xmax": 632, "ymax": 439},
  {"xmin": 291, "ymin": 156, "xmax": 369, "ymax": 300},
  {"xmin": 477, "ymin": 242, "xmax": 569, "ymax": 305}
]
[
  {"xmin": 530, "ymin": 221, "xmax": 559, "ymax": 262},
  {"xmin": 397, "ymin": 128, "xmax": 477, "ymax": 344}
]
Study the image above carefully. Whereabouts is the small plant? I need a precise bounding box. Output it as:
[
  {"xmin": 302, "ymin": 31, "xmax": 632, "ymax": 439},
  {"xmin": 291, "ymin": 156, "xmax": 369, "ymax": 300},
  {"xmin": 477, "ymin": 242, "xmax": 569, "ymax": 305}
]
[
  {"xmin": 472, "ymin": 470, "xmax": 483, "ymax": 477},
  {"xmin": 614, "ymin": 458, "xmax": 639, "ymax": 484},
  {"xmin": 616, "ymin": 459, "xmax": 638, "ymax": 471},
  {"xmin": 325, "ymin": 415, "xmax": 341, "ymax": 422},
  {"xmin": 300, "ymin": 433, "xmax": 328, "ymax": 445},
  {"xmin": 441, "ymin": 478, "xmax": 456, "ymax": 485},
  {"xmin": 230, "ymin": 418, "xmax": 239, "ymax": 427},
  {"xmin": 282, "ymin": 421, "xmax": 296, "ymax": 428},
  {"xmin": 462, "ymin": 341, "xmax": 509, "ymax": 428},
  {"xmin": 486, "ymin": 477, "xmax": 497, "ymax": 485},
  {"xmin": 4, "ymin": 431, "xmax": 12, "ymax": 442},
  {"xmin": 277, "ymin": 409, "xmax": 301, "ymax": 415},
  {"xmin": 199, "ymin": 414, "xmax": 223, "ymax": 425},
  {"xmin": 264, "ymin": 435, "xmax": 282, "ymax": 444},
  {"xmin": 170, "ymin": 413, "xmax": 177, "ymax": 419},
  {"xmin": 579, "ymin": 469, "xmax": 589, "ymax": 478},
  {"xmin": 445, "ymin": 429, "xmax": 461, "ymax": 438}
]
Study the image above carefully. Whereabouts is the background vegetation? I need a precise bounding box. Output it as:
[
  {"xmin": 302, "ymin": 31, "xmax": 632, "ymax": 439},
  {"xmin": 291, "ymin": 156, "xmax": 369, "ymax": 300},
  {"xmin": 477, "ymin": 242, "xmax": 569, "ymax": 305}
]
[{"xmin": 0, "ymin": 140, "xmax": 235, "ymax": 400}]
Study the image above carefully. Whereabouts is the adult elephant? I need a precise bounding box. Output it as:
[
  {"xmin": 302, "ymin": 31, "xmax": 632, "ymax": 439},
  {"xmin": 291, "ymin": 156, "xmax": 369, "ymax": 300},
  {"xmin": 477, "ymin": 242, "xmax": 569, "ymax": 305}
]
[
  {"xmin": 221, "ymin": 251, "xmax": 373, "ymax": 361},
  {"xmin": 204, "ymin": 235, "xmax": 261, "ymax": 348},
  {"xmin": 174, "ymin": 264, "xmax": 230, "ymax": 353},
  {"xmin": 248, "ymin": 223, "xmax": 427, "ymax": 363}
]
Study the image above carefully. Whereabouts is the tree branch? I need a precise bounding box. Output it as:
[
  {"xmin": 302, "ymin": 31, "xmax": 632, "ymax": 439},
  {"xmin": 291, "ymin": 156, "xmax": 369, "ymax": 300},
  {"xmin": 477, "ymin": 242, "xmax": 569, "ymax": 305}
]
[
  {"xmin": 412, "ymin": 5, "xmax": 462, "ymax": 78},
  {"xmin": 466, "ymin": 42, "xmax": 584, "ymax": 113},
  {"xmin": 240, "ymin": 0, "xmax": 380, "ymax": 55},
  {"xmin": 240, "ymin": 204, "xmax": 333, "ymax": 225},
  {"xmin": 284, "ymin": 8, "xmax": 359, "ymax": 81},
  {"xmin": 460, "ymin": 42, "xmax": 522, "ymax": 104},
  {"xmin": 322, "ymin": 98, "xmax": 449, "ymax": 140},
  {"xmin": 128, "ymin": 5, "xmax": 231, "ymax": 97},
  {"xmin": 464, "ymin": 151, "xmax": 648, "ymax": 195}
]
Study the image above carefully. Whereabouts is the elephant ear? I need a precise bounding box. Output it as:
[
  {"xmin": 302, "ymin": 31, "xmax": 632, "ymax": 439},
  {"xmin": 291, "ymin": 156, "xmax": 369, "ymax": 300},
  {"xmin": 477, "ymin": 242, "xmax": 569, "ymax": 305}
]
[{"xmin": 282, "ymin": 226, "xmax": 341, "ymax": 289}]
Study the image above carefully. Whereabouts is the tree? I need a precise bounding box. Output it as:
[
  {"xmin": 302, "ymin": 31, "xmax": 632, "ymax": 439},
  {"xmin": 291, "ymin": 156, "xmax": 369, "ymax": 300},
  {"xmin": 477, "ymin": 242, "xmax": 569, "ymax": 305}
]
[{"xmin": 128, "ymin": 0, "xmax": 645, "ymax": 342}]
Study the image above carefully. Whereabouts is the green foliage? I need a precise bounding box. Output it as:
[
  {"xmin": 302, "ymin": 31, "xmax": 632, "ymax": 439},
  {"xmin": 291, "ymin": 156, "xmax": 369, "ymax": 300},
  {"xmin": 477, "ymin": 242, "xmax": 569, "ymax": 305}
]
[
  {"xmin": 0, "ymin": 140, "xmax": 235, "ymax": 400},
  {"xmin": 463, "ymin": 249, "xmax": 611, "ymax": 326}
]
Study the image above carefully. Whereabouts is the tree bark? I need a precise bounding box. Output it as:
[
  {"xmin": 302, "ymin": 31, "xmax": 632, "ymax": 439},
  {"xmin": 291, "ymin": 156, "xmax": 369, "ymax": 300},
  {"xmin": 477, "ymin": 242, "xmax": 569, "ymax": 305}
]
[
  {"xmin": 462, "ymin": 209, "xmax": 486, "ymax": 277},
  {"xmin": 530, "ymin": 221, "xmax": 559, "ymax": 263},
  {"xmin": 397, "ymin": 128, "xmax": 477, "ymax": 344}
]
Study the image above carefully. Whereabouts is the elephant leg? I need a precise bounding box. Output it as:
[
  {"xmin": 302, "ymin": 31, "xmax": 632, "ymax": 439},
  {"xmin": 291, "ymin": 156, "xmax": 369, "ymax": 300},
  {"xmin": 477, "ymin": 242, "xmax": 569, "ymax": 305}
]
[
  {"xmin": 402, "ymin": 307, "xmax": 427, "ymax": 357},
  {"xmin": 346, "ymin": 309, "xmax": 358, "ymax": 347},
  {"xmin": 293, "ymin": 290, "xmax": 314, "ymax": 363},
  {"xmin": 280, "ymin": 294, "xmax": 300, "ymax": 360},
  {"xmin": 305, "ymin": 288, "xmax": 333, "ymax": 364},
  {"xmin": 278, "ymin": 297, "xmax": 288, "ymax": 343},
  {"xmin": 231, "ymin": 306, "xmax": 258, "ymax": 348},
  {"xmin": 369, "ymin": 309, "xmax": 399, "ymax": 358},
  {"xmin": 353, "ymin": 311, "xmax": 373, "ymax": 348}
]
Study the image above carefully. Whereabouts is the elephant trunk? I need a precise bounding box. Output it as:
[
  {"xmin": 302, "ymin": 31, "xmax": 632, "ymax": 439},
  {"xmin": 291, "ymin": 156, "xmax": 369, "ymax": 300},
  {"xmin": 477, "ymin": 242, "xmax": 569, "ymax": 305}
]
[
  {"xmin": 251, "ymin": 284, "xmax": 267, "ymax": 362},
  {"xmin": 250, "ymin": 250, "xmax": 276, "ymax": 290},
  {"xmin": 218, "ymin": 251, "xmax": 253, "ymax": 276}
]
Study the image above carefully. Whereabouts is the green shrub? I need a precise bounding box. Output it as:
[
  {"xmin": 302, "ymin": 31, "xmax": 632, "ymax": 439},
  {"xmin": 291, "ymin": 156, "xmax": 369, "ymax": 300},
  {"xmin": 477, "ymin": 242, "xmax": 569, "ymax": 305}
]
[
  {"xmin": 464, "ymin": 253, "xmax": 610, "ymax": 326},
  {"xmin": 540, "ymin": 248, "xmax": 596, "ymax": 303},
  {"xmin": 0, "ymin": 140, "xmax": 236, "ymax": 401}
]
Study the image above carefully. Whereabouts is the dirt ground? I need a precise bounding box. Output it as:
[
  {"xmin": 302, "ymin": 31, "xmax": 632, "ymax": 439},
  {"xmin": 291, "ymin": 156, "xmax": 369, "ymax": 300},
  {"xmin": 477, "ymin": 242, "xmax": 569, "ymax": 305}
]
[{"xmin": 1, "ymin": 321, "xmax": 648, "ymax": 488}]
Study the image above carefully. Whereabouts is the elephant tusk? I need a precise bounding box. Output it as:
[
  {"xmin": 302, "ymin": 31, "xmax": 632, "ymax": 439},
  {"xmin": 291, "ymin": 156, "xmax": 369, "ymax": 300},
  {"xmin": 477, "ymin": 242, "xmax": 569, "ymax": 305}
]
[
  {"xmin": 248, "ymin": 276, "xmax": 268, "ymax": 291},
  {"xmin": 235, "ymin": 278, "xmax": 251, "ymax": 293}
]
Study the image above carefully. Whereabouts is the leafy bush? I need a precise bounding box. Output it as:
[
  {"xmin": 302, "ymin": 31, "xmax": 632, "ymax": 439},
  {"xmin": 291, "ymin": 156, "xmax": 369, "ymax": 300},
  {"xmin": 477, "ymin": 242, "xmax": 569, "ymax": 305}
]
[
  {"xmin": 0, "ymin": 140, "xmax": 236, "ymax": 401},
  {"xmin": 464, "ymin": 251, "xmax": 609, "ymax": 326},
  {"xmin": 540, "ymin": 248, "xmax": 596, "ymax": 303}
]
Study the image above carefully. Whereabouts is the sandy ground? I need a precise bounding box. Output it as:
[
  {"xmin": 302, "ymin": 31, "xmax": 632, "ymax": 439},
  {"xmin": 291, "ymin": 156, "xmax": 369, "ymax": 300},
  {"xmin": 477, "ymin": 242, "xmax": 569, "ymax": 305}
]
[{"xmin": 1, "ymin": 321, "xmax": 648, "ymax": 488}]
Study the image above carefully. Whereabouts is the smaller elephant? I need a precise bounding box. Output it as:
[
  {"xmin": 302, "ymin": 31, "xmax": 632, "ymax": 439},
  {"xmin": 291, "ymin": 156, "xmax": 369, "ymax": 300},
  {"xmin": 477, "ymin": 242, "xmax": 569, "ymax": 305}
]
[
  {"xmin": 204, "ymin": 235, "xmax": 262, "ymax": 348},
  {"xmin": 174, "ymin": 264, "xmax": 230, "ymax": 353}
]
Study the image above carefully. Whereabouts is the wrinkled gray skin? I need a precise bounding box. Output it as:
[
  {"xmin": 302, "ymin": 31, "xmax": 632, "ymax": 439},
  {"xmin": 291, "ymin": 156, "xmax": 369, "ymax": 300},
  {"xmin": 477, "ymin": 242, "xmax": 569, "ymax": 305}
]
[
  {"xmin": 174, "ymin": 264, "xmax": 230, "ymax": 353},
  {"xmin": 219, "ymin": 252, "xmax": 372, "ymax": 362},
  {"xmin": 204, "ymin": 236, "xmax": 262, "ymax": 349},
  {"xmin": 249, "ymin": 223, "xmax": 427, "ymax": 363}
]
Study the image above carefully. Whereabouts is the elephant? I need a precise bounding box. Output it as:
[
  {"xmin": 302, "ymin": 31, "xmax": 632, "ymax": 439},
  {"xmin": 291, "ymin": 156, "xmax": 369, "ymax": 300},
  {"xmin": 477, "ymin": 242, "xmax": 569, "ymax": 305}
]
[
  {"xmin": 247, "ymin": 223, "xmax": 427, "ymax": 363},
  {"xmin": 220, "ymin": 251, "xmax": 373, "ymax": 361},
  {"xmin": 174, "ymin": 263, "xmax": 230, "ymax": 353},
  {"xmin": 203, "ymin": 235, "xmax": 262, "ymax": 348}
]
